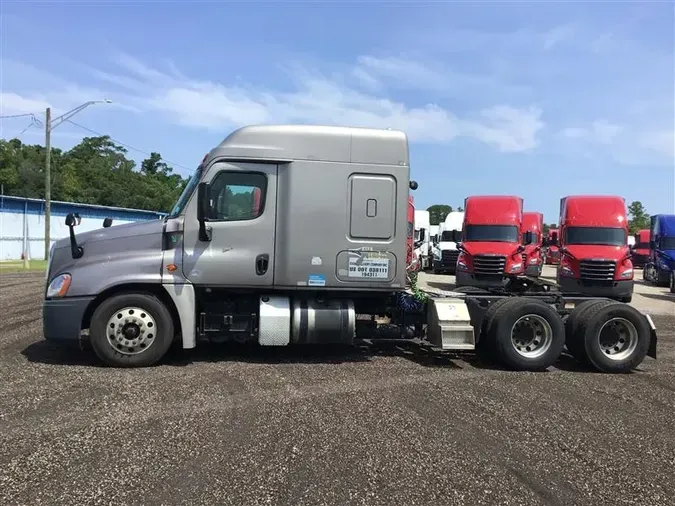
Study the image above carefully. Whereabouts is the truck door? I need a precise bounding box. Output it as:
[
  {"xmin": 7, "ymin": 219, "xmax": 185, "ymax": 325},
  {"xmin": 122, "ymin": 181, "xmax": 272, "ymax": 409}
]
[{"xmin": 182, "ymin": 162, "xmax": 277, "ymax": 287}]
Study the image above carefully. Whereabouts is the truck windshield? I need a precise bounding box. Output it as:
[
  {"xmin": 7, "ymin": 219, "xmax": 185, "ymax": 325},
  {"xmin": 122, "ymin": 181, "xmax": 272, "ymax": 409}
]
[
  {"xmin": 565, "ymin": 226, "xmax": 626, "ymax": 246},
  {"xmin": 168, "ymin": 165, "xmax": 203, "ymax": 218},
  {"xmin": 464, "ymin": 225, "xmax": 519, "ymax": 243},
  {"xmin": 440, "ymin": 231, "xmax": 456, "ymax": 241},
  {"xmin": 661, "ymin": 237, "xmax": 675, "ymax": 249}
]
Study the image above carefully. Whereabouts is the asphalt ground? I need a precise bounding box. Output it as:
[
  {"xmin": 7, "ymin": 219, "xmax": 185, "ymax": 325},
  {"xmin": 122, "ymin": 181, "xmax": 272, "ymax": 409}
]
[{"xmin": 1, "ymin": 271, "xmax": 673, "ymax": 506}]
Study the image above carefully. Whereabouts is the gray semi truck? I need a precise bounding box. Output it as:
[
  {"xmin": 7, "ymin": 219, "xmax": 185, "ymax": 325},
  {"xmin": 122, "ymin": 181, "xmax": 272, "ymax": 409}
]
[{"xmin": 43, "ymin": 124, "xmax": 658, "ymax": 373}]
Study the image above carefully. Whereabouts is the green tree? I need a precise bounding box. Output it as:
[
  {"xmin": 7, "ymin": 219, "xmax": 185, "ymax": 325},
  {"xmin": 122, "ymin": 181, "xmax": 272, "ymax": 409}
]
[
  {"xmin": 627, "ymin": 201, "xmax": 650, "ymax": 234},
  {"xmin": 0, "ymin": 135, "xmax": 187, "ymax": 213},
  {"xmin": 427, "ymin": 204, "xmax": 453, "ymax": 225}
]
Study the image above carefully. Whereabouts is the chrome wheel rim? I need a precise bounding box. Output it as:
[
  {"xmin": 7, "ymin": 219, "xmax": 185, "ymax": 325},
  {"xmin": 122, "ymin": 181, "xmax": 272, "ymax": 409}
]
[
  {"xmin": 598, "ymin": 317, "xmax": 638, "ymax": 361},
  {"xmin": 106, "ymin": 307, "xmax": 157, "ymax": 355},
  {"xmin": 510, "ymin": 314, "xmax": 554, "ymax": 359}
]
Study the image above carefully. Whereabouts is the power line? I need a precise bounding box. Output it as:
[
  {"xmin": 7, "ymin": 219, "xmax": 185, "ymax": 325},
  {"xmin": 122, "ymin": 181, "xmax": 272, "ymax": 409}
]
[
  {"xmin": 0, "ymin": 112, "xmax": 42, "ymax": 122},
  {"xmin": 65, "ymin": 119, "xmax": 193, "ymax": 172}
]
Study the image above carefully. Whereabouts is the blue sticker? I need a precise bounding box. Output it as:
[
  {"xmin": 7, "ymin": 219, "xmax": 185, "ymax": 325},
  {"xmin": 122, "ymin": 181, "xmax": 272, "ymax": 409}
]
[{"xmin": 308, "ymin": 274, "xmax": 326, "ymax": 287}]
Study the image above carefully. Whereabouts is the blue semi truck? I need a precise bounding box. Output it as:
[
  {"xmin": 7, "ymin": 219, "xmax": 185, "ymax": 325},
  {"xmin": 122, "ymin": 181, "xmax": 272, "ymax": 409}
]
[{"xmin": 642, "ymin": 214, "xmax": 675, "ymax": 293}]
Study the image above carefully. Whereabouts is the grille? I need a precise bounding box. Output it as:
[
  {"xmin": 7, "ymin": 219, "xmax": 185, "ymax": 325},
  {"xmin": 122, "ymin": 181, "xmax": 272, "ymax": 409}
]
[
  {"xmin": 473, "ymin": 255, "xmax": 506, "ymax": 275},
  {"xmin": 441, "ymin": 250, "xmax": 460, "ymax": 266},
  {"xmin": 579, "ymin": 260, "xmax": 616, "ymax": 281}
]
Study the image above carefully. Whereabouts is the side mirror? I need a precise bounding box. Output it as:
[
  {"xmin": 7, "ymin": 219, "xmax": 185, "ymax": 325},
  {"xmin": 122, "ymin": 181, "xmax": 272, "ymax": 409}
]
[
  {"xmin": 551, "ymin": 232, "xmax": 559, "ymax": 245},
  {"xmin": 197, "ymin": 182, "xmax": 212, "ymax": 242},
  {"xmin": 517, "ymin": 244, "xmax": 526, "ymax": 253},
  {"xmin": 103, "ymin": 217, "xmax": 113, "ymax": 228},
  {"xmin": 409, "ymin": 180, "xmax": 418, "ymax": 190},
  {"xmin": 523, "ymin": 231, "xmax": 534, "ymax": 245},
  {"xmin": 65, "ymin": 213, "xmax": 81, "ymax": 228},
  {"xmin": 64, "ymin": 213, "xmax": 83, "ymax": 259},
  {"xmin": 419, "ymin": 229, "xmax": 426, "ymax": 241}
]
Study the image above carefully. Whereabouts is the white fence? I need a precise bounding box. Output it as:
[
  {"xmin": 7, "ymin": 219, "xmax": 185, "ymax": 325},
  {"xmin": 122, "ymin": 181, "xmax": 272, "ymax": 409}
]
[{"xmin": 0, "ymin": 196, "xmax": 165, "ymax": 261}]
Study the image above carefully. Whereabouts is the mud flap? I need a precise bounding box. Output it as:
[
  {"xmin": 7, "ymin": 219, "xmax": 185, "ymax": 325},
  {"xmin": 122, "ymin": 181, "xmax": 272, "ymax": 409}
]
[{"xmin": 644, "ymin": 313, "xmax": 657, "ymax": 359}]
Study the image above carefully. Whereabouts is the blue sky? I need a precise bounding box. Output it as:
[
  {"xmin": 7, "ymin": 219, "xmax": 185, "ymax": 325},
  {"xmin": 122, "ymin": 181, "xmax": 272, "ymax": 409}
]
[{"xmin": 1, "ymin": 1, "xmax": 673, "ymax": 223}]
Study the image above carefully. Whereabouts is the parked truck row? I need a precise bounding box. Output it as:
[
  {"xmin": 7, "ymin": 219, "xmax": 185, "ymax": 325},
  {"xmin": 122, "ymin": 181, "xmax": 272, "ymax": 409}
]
[
  {"xmin": 415, "ymin": 194, "xmax": 675, "ymax": 303},
  {"xmin": 43, "ymin": 124, "xmax": 659, "ymax": 374}
]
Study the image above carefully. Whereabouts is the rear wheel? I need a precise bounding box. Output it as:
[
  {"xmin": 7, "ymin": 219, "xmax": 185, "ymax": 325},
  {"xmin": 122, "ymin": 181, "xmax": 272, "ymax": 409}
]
[
  {"xmin": 571, "ymin": 302, "xmax": 651, "ymax": 373},
  {"xmin": 564, "ymin": 300, "xmax": 613, "ymax": 365},
  {"xmin": 484, "ymin": 298, "xmax": 565, "ymax": 371},
  {"xmin": 89, "ymin": 292, "xmax": 174, "ymax": 367}
]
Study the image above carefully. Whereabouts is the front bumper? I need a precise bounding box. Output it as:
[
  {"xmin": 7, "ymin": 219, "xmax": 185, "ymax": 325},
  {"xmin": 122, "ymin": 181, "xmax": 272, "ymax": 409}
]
[
  {"xmin": 43, "ymin": 296, "xmax": 95, "ymax": 342},
  {"xmin": 433, "ymin": 259, "xmax": 457, "ymax": 273},
  {"xmin": 557, "ymin": 277, "xmax": 634, "ymax": 298},
  {"xmin": 456, "ymin": 270, "xmax": 509, "ymax": 288}
]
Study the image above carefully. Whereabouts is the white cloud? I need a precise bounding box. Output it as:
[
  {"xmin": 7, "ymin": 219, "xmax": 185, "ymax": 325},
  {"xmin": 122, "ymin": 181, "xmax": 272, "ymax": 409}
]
[
  {"xmin": 562, "ymin": 119, "xmax": 623, "ymax": 144},
  {"xmin": 638, "ymin": 130, "xmax": 675, "ymax": 158},
  {"xmin": 542, "ymin": 23, "xmax": 577, "ymax": 50},
  {"xmin": 85, "ymin": 53, "xmax": 545, "ymax": 152},
  {"xmin": 560, "ymin": 119, "xmax": 673, "ymax": 164},
  {"xmin": 0, "ymin": 92, "xmax": 50, "ymax": 116}
]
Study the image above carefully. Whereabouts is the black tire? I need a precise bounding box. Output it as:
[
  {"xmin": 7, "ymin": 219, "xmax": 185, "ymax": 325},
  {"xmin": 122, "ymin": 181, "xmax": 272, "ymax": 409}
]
[
  {"xmin": 572, "ymin": 302, "xmax": 651, "ymax": 373},
  {"xmin": 670, "ymin": 271, "xmax": 675, "ymax": 294},
  {"xmin": 564, "ymin": 300, "xmax": 612, "ymax": 365},
  {"xmin": 475, "ymin": 297, "xmax": 513, "ymax": 363},
  {"xmin": 89, "ymin": 292, "xmax": 174, "ymax": 367},
  {"xmin": 485, "ymin": 298, "xmax": 565, "ymax": 371}
]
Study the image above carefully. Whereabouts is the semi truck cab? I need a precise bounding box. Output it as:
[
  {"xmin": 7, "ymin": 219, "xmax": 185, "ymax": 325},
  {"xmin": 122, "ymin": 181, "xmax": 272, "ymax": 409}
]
[
  {"xmin": 455, "ymin": 196, "xmax": 529, "ymax": 288},
  {"xmin": 432, "ymin": 211, "xmax": 464, "ymax": 274},
  {"xmin": 544, "ymin": 228, "xmax": 560, "ymax": 265},
  {"xmin": 414, "ymin": 209, "xmax": 431, "ymax": 271},
  {"xmin": 643, "ymin": 214, "xmax": 675, "ymax": 289},
  {"xmin": 555, "ymin": 195, "xmax": 633, "ymax": 303},
  {"xmin": 521, "ymin": 212, "xmax": 544, "ymax": 277},
  {"xmin": 631, "ymin": 230, "xmax": 650, "ymax": 268}
]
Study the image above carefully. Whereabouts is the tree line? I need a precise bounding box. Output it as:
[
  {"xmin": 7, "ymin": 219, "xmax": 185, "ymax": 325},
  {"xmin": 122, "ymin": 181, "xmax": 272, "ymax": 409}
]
[
  {"xmin": 0, "ymin": 136, "xmax": 189, "ymax": 213},
  {"xmin": 426, "ymin": 202, "xmax": 651, "ymax": 235}
]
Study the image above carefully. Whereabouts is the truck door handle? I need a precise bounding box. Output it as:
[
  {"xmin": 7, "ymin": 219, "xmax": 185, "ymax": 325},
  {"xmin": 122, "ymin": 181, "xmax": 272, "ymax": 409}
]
[{"xmin": 256, "ymin": 254, "xmax": 269, "ymax": 275}]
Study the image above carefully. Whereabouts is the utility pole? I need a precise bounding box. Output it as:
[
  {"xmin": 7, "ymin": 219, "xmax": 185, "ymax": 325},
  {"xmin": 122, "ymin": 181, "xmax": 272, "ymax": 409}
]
[
  {"xmin": 41, "ymin": 99, "xmax": 112, "ymax": 261},
  {"xmin": 44, "ymin": 107, "xmax": 52, "ymax": 262}
]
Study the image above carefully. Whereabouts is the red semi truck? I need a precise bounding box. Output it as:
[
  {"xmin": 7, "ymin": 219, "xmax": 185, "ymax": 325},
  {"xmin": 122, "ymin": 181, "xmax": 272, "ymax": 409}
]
[
  {"xmin": 631, "ymin": 229, "xmax": 650, "ymax": 268},
  {"xmin": 455, "ymin": 195, "xmax": 530, "ymax": 288},
  {"xmin": 521, "ymin": 212, "xmax": 544, "ymax": 277},
  {"xmin": 555, "ymin": 195, "xmax": 634, "ymax": 302},
  {"xmin": 544, "ymin": 228, "xmax": 560, "ymax": 265}
]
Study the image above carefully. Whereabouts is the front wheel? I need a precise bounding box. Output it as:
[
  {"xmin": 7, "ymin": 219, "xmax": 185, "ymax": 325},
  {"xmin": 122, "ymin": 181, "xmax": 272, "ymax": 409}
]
[{"xmin": 89, "ymin": 292, "xmax": 175, "ymax": 367}]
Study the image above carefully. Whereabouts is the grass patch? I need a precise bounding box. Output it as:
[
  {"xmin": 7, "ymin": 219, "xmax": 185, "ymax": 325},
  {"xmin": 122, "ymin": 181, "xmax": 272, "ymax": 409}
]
[{"xmin": 0, "ymin": 260, "xmax": 48, "ymax": 273}]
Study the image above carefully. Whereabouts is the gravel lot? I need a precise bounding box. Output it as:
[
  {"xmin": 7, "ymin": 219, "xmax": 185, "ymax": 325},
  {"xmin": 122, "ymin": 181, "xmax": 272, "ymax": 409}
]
[{"xmin": 1, "ymin": 270, "xmax": 673, "ymax": 506}]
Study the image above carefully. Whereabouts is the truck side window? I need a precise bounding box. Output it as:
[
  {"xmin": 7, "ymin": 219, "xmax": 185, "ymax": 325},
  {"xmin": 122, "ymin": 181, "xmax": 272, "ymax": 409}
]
[{"xmin": 208, "ymin": 171, "xmax": 267, "ymax": 221}]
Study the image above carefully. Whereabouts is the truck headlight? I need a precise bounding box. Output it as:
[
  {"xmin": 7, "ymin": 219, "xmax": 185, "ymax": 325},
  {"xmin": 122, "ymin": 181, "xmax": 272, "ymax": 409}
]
[
  {"xmin": 529, "ymin": 258, "xmax": 539, "ymax": 264},
  {"xmin": 46, "ymin": 273, "xmax": 72, "ymax": 298},
  {"xmin": 457, "ymin": 260, "xmax": 468, "ymax": 271},
  {"xmin": 620, "ymin": 269, "xmax": 633, "ymax": 279},
  {"xmin": 509, "ymin": 263, "xmax": 523, "ymax": 273}
]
